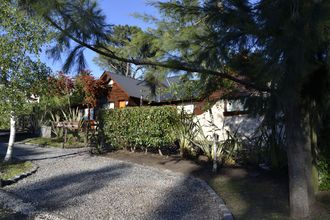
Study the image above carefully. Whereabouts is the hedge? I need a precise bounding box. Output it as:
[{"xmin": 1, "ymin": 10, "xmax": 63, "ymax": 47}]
[{"xmin": 101, "ymin": 106, "xmax": 181, "ymax": 151}]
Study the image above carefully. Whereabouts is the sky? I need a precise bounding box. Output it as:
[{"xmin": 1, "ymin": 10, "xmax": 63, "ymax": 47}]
[{"xmin": 40, "ymin": 0, "xmax": 159, "ymax": 78}]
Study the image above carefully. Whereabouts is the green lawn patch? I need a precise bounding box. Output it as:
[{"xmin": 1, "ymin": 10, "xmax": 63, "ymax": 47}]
[
  {"xmin": 0, "ymin": 161, "xmax": 32, "ymax": 180},
  {"xmin": 207, "ymin": 174, "xmax": 330, "ymax": 220},
  {"xmin": 208, "ymin": 175, "xmax": 290, "ymax": 220},
  {"xmin": 24, "ymin": 136, "xmax": 85, "ymax": 148}
]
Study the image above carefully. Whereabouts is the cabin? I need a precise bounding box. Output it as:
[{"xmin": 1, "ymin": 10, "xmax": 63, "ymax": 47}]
[
  {"xmin": 99, "ymin": 71, "xmax": 190, "ymax": 109},
  {"xmin": 99, "ymin": 71, "xmax": 152, "ymax": 109}
]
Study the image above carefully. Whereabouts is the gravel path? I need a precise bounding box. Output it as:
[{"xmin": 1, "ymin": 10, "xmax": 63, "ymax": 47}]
[{"xmin": 0, "ymin": 144, "xmax": 225, "ymax": 220}]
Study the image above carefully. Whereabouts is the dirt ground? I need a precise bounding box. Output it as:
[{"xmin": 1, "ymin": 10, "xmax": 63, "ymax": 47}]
[{"xmin": 106, "ymin": 150, "xmax": 330, "ymax": 220}]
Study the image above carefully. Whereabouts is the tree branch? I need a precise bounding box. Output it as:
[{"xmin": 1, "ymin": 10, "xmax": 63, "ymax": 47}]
[{"xmin": 46, "ymin": 16, "xmax": 270, "ymax": 92}]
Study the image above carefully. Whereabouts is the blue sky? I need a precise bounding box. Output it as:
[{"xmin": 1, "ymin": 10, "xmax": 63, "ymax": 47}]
[{"xmin": 41, "ymin": 0, "xmax": 158, "ymax": 78}]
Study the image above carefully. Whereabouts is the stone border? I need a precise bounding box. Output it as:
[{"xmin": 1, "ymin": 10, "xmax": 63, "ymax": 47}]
[
  {"xmin": 104, "ymin": 156, "xmax": 235, "ymax": 220},
  {"xmin": 0, "ymin": 162, "xmax": 38, "ymax": 188},
  {"xmin": 194, "ymin": 177, "xmax": 234, "ymax": 220}
]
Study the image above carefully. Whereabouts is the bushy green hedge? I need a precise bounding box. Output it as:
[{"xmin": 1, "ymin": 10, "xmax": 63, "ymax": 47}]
[{"xmin": 101, "ymin": 106, "xmax": 180, "ymax": 151}]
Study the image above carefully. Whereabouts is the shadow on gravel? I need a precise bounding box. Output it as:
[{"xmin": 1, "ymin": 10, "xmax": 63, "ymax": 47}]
[
  {"xmin": 146, "ymin": 174, "xmax": 220, "ymax": 220},
  {"xmin": 0, "ymin": 143, "xmax": 88, "ymax": 161},
  {"xmin": 9, "ymin": 163, "xmax": 132, "ymax": 212},
  {"xmin": 0, "ymin": 143, "xmax": 44, "ymax": 157},
  {"xmin": 16, "ymin": 151, "xmax": 88, "ymax": 161}
]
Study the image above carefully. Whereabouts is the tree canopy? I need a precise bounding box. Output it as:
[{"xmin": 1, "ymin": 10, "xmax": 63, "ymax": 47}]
[{"xmin": 0, "ymin": 0, "xmax": 51, "ymax": 117}]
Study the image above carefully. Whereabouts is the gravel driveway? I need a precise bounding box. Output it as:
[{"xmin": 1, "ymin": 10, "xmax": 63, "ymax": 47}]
[{"xmin": 0, "ymin": 144, "xmax": 226, "ymax": 219}]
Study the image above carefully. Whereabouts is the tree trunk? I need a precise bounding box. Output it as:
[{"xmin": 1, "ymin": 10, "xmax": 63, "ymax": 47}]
[
  {"xmin": 212, "ymin": 133, "xmax": 218, "ymax": 173},
  {"xmin": 4, "ymin": 114, "xmax": 16, "ymax": 162},
  {"xmin": 125, "ymin": 63, "xmax": 131, "ymax": 77},
  {"xmin": 285, "ymin": 105, "xmax": 315, "ymax": 219},
  {"xmin": 310, "ymin": 124, "xmax": 319, "ymax": 194}
]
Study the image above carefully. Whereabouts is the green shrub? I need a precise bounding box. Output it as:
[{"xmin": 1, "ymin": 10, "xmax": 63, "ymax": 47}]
[
  {"xmin": 101, "ymin": 106, "xmax": 180, "ymax": 152},
  {"xmin": 318, "ymin": 158, "xmax": 330, "ymax": 191}
]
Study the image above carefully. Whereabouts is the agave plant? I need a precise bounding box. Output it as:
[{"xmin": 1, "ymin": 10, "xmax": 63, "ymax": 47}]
[
  {"xmin": 49, "ymin": 111, "xmax": 63, "ymax": 138},
  {"xmin": 177, "ymin": 111, "xmax": 199, "ymax": 157},
  {"xmin": 192, "ymin": 125, "xmax": 223, "ymax": 161},
  {"xmin": 62, "ymin": 107, "xmax": 82, "ymax": 122}
]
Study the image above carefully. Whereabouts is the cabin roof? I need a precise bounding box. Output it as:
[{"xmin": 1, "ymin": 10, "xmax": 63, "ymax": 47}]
[{"xmin": 101, "ymin": 71, "xmax": 151, "ymax": 100}]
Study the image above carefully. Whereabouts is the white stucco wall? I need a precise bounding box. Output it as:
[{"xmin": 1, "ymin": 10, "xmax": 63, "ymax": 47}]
[
  {"xmin": 177, "ymin": 103, "xmax": 195, "ymax": 114},
  {"xmin": 194, "ymin": 100, "xmax": 263, "ymax": 141}
]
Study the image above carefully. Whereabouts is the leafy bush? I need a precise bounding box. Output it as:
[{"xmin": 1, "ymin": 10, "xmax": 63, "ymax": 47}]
[
  {"xmin": 101, "ymin": 106, "xmax": 180, "ymax": 152},
  {"xmin": 318, "ymin": 157, "xmax": 330, "ymax": 191}
]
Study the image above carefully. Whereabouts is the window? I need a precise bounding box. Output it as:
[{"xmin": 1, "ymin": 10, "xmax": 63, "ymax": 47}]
[
  {"xmin": 226, "ymin": 100, "xmax": 245, "ymax": 112},
  {"xmin": 83, "ymin": 108, "xmax": 94, "ymax": 120},
  {"xmin": 119, "ymin": 100, "xmax": 126, "ymax": 108},
  {"xmin": 224, "ymin": 99, "xmax": 248, "ymax": 116},
  {"xmin": 103, "ymin": 102, "xmax": 114, "ymax": 109}
]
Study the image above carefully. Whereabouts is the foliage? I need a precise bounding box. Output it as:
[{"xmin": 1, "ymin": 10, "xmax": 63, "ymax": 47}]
[
  {"xmin": 45, "ymin": 71, "xmax": 107, "ymax": 109},
  {"xmin": 48, "ymin": 106, "xmax": 83, "ymax": 138},
  {"xmin": 47, "ymin": 72, "xmax": 74, "ymax": 96},
  {"xmin": 62, "ymin": 107, "xmax": 82, "ymax": 122},
  {"xmin": 0, "ymin": 0, "xmax": 51, "ymax": 118},
  {"xmin": 191, "ymin": 126, "xmax": 241, "ymax": 165},
  {"xmin": 176, "ymin": 111, "xmax": 199, "ymax": 157},
  {"xmin": 177, "ymin": 112, "xmax": 242, "ymax": 165},
  {"xmin": 0, "ymin": 113, "xmax": 9, "ymax": 130},
  {"xmin": 29, "ymin": 104, "xmax": 49, "ymax": 134},
  {"xmin": 18, "ymin": 0, "xmax": 112, "ymax": 73},
  {"xmin": 101, "ymin": 106, "xmax": 180, "ymax": 151},
  {"xmin": 49, "ymin": 111, "xmax": 63, "ymax": 138},
  {"xmin": 317, "ymin": 158, "xmax": 330, "ymax": 191},
  {"xmin": 93, "ymin": 25, "xmax": 145, "ymax": 78},
  {"xmin": 73, "ymin": 74, "xmax": 107, "ymax": 107}
]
